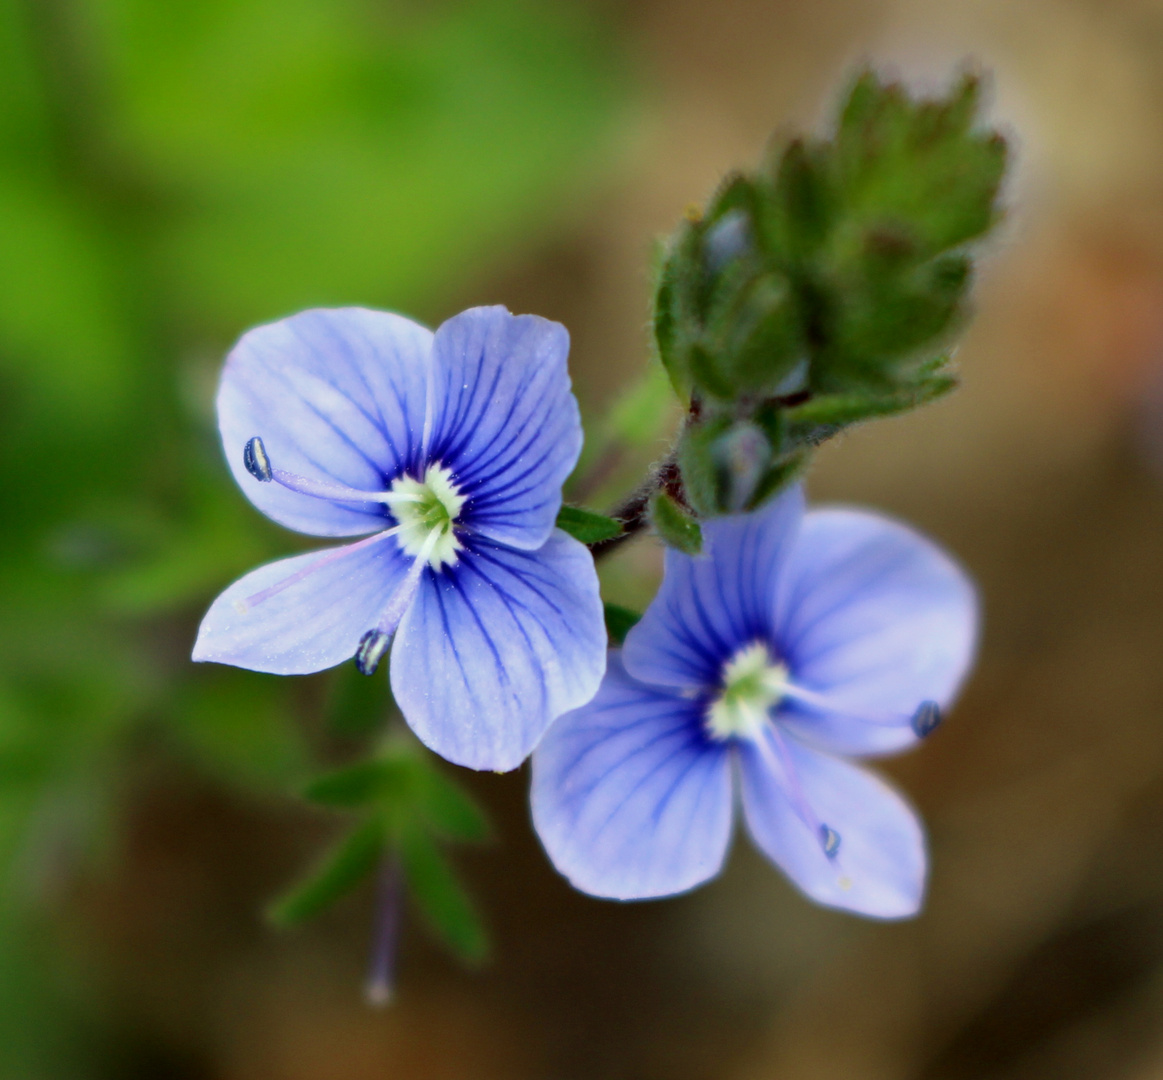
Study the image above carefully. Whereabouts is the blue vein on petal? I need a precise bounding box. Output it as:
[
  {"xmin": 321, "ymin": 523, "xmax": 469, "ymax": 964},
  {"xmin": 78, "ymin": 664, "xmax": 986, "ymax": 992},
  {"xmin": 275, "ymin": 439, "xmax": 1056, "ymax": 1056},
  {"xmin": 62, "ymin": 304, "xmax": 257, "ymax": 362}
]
[
  {"xmin": 459, "ymin": 393, "xmax": 568, "ymax": 494},
  {"xmin": 435, "ymin": 360, "xmax": 508, "ymax": 469},
  {"xmin": 780, "ymin": 544, "xmax": 916, "ymax": 664}
]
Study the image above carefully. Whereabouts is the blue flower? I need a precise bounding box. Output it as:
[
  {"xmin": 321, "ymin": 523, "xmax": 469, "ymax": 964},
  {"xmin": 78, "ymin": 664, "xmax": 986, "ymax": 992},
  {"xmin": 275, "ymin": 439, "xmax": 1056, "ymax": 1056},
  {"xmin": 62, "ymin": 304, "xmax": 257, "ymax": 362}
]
[
  {"xmin": 531, "ymin": 487, "xmax": 977, "ymax": 917},
  {"xmin": 193, "ymin": 305, "xmax": 606, "ymax": 771}
]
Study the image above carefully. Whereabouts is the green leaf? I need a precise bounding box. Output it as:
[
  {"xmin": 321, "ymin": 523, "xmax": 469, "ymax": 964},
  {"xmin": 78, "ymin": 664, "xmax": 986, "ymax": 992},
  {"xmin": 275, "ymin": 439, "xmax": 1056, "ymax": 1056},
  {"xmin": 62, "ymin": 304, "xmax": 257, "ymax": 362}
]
[
  {"xmin": 413, "ymin": 766, "xmax": 489, "ymax": 843},
  {"xmin": 304, "ymin": 744, "xmax": 488, "ymax": 843},
  {"xmin": 268, "ymin": 817, "xmax": 385, "ymax": 927},
  {"xmin": 833, "ymin": 69, "xmax": 1006, "ymax": 257},
  {"xmin": 785, "ymin": 375, "xmax": 957, "ymax": 430},
  {"xmin": 649, "ymin": 491, "xmax": 702, "ymax": 555},
  {"xmin": 603, "ymin": 603, "xmax": 641, "ymax": 645},
  {"xmin": 399, "ymin": 828, "xmax": 489, "ymax": 964},
  {"xmin": 326, "ymin": 662, "xmax": 393, "ymax": 739},
  {"xmin": 555, "ymin": 505, "xmax": 623, "ymax": 544},
  {"xmin": 303, "ymin": 759, "xmax": 401, "ymax": 809},
  {"xmin": 172, "ymin": 670, "xmax": 307, "ymax": 790}
]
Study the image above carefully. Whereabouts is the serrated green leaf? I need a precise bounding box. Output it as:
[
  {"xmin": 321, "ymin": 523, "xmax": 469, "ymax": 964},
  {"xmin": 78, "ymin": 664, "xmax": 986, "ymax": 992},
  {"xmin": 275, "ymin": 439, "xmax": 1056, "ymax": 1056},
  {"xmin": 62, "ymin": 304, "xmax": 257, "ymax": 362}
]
[
  {"xmin": 555, "ymin": 506, "xmax": 622, "ymax": 544},
  {"xmin": 603, "ymin": 603, "xmax": 641, "ymax": 645},
  {"xmin": 399, "ymin": 828, "xmax": 489, "ymax": 964},
  {"xmin": 268, "ymin": 817, "xmax": 385, "ymax": 927},
  {"xmin": 649, "ymin": 491, "xmax": 702, "ymax": 554}
]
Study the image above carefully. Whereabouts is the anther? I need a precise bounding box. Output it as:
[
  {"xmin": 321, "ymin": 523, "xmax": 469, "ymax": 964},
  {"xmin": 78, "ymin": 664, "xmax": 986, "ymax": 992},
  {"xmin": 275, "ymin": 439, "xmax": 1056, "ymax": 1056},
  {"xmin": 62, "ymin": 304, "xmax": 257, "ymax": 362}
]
[
  {"xmin": 819, "ymin": 824, "xmax": 841, "ymax": 859},
  {"xmin": 243, "ymin": 436, "xmax": 273, "ymax": 482},
  {"xmin": 355, "ymin": 629, "xmax": 391, "ymax": 676},
  {"xmin": 911, "ymin": 700, "xmax": 942, "ymax": 738}
]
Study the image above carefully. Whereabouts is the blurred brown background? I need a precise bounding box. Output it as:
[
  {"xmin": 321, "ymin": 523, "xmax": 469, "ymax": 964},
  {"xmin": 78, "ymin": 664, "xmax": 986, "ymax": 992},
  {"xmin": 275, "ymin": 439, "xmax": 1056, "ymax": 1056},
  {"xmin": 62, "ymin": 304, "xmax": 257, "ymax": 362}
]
[{"xmin": 32, "ymin": 0, "xmax": 1163, "ymax": 1077}]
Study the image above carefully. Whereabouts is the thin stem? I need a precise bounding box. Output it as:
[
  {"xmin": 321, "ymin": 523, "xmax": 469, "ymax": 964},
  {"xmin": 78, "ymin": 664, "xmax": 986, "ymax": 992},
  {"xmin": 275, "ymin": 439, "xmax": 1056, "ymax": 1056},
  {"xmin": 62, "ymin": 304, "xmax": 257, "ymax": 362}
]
[
  {"xmin": 366, "ymin": 854, "xmax": 404, "ymax": 1007},
  {"xmin": 589, "ymin": 451, "xmax": 684, "ymax": 561}
]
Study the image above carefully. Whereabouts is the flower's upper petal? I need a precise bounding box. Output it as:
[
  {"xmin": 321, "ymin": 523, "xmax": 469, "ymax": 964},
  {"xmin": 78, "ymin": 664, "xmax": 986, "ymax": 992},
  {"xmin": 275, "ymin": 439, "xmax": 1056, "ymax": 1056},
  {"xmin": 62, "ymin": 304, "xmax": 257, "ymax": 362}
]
[
  {"xmin": 739, "ymin": 731, "xmax": 926, "ymax": 918},
  {"xmin": 219, "ymin": 307, "xmax": 432, "ymax": 537},
  {"xmin": 425, "ymin": 306, "xmax": 580, "ymax": 551},
  {"xmin": 622, "ymin": 486, "xmax": 805, "ymax": 690},
  {"xmin": 531, "ymin": 652, "xmax": 734, "ymax": 900},
  {"xmin": 776, "ymin": 508, "xmax": 978, "ymax": 756},
  {"xmin": 391, "ymin": 530, "xmax": 605, "ymax": 771},
  {"xmin": 193, "ymin": 535, "xmax": 411, "ymax": 674}
]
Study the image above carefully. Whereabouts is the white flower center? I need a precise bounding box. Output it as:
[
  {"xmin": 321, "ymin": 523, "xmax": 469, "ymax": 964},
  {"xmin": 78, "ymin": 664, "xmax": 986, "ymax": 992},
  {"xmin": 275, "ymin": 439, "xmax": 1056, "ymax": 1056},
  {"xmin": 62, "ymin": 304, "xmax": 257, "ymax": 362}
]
[
  {"xmin": 705, "ymin": 641, "xmax": 788, "ymax": 742},
  {"xmin": 383, "ymin": 463, "xmax": 466, "ymax": 569}
]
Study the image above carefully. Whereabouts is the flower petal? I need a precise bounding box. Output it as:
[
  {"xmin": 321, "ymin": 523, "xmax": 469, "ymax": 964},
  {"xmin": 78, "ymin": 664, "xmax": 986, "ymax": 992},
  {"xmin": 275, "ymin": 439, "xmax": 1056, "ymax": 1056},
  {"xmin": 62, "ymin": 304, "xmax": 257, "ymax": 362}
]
[
  {"xmin": 219, "ymin": 307, "xmax": 432, "ymax": 537},
  {"xmin": 622, "ymin": 486, "xmax": 805, "ymax": 690},
  {"xmin": 531, "ymin": 653, "xmax": 734, "ymax": 900},
  {"xmin": 391, "ymin": 531, "xmax": 605, "ymax": 771},
  {"xmin": 776, "ymin": 508, "xmax": 979, "ymax": 755},
  {"xmin": 193, "ymin": 534, "xmax": 411, "ymax": 674},
  {"xmin": 739, "ymin": 731, "xmax": 926, "ymax": 918},
  {"xmin": 426, "ymin": 306, "xmax": 580, "ymax": 551}
]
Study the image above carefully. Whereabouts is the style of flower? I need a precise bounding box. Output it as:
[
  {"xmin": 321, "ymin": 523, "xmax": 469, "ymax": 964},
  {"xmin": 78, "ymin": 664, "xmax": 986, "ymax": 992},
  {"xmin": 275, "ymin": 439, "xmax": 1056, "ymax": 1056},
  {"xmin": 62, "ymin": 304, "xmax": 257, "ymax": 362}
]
[
  {"xmin": 193, "ymin": 305, "xmax": 606, "ymax": 771},
  {"xmin": 531, "ymin": 486, "xmax": 977, "ymax": 917}
]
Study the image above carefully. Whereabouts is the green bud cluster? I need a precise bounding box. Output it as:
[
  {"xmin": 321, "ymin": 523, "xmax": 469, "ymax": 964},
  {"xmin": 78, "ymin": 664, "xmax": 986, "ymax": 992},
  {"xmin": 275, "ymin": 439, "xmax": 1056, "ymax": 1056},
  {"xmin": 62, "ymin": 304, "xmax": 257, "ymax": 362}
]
[{"xmin": 653, "ymin": 70, "xmax": 1007, "ymax": 518}]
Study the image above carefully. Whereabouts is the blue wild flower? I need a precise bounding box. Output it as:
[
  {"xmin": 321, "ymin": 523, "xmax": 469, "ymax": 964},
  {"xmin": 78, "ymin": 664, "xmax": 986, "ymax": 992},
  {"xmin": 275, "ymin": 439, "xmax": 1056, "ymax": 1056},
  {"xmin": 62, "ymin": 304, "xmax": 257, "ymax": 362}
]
[
  {"xmin": 531, "ymin": 486, "xmax": 977, "ymax": 917},
  {"xmin": 193, "ymin": 305, "xmax": 606, "ymax": 771}
]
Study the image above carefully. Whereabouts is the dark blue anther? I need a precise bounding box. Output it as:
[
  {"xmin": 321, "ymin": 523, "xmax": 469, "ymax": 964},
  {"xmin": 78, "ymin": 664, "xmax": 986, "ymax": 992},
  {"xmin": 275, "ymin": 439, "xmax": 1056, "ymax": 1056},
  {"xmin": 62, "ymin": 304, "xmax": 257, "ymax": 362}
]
[
  {"xmin": 243, "ymin": 436, "xmax": 273, "ymax": 482},
  {"xmin": 819, "ymin": 824, "xmax": 841, "ymax": 859},
  {"xmin": 355, "ymin": 628, "xmax": 390, "ymax": 676},
  {"xmin": 911, "ymin": 700, "xmax": 942, "ymax": 738}
]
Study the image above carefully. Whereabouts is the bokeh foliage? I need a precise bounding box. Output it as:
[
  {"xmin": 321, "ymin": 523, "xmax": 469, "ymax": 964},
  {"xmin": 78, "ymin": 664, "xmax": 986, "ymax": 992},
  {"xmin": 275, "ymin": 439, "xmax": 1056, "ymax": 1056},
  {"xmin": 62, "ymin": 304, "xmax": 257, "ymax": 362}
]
[{"xmin": 0, "ymin": 0, "xmax": 625, "ymax": 1071}]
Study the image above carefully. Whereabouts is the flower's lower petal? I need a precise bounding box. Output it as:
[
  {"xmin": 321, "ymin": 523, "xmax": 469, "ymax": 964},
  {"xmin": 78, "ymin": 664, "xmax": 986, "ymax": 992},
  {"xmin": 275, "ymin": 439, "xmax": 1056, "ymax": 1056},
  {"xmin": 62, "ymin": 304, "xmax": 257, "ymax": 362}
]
[
  {"xmin": 777, "ymin": 508, "xmax": 979, "ymax": 756},
  {"xmin": 193, "ymin": 537, "xmax": 411, "ymax": 674},
  {"xmin": 622, "ymin": 486, "xmax": 805, "ymax": 690},
  {"xmin": 219, "ymin": 307, "xmax": 432, "ymax": 536},
  {"xmin": 426, "ymin": 307, "xmax": 580, "ymax": 550},
  {"xmin": 531, "ymin": 652, "xmax": 734, "ymax": 900},
  {"xmin": 739, "ymin": 732, "xmax": 926, "ymax": 918},
  {"xmin": 391, "ymin": 531, "xmax": 605, "ymax": 771}
]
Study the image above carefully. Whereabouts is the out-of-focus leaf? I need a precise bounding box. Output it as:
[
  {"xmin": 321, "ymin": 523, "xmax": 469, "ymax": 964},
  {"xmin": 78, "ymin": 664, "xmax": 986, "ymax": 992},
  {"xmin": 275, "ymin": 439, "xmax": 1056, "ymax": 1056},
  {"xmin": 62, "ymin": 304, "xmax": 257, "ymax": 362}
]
[
  {"xmin": 304, "ymin": 759, "xmax": 402, "ymax": 810},
  {"xmin": 399, "ymin": 826, "xmax": 488, "ymax": 964},
  {"xmin": 268, "ymin": 816, "xmax": 385, "ymax": 928},
  {"xmin": 603, "ymin": 602, "xmax": 641, "ymax": 645},
  {"xmin": 327, "ymin": 663, "xmax": 393, "ymax": 738},
  {"xmin": 97, "ymin": 475, "xmax": 280, "ymax": 616},
  {"xmin": 413, "ymin": 764, "xmax": 488, "ymax": 843},
  {"xmin": 171, "ymin": 670, "xmax": 307, "ymax": 789},
  {"xmin": 305, "ymin": 743, "xmax": 488, "ymax": 842}
]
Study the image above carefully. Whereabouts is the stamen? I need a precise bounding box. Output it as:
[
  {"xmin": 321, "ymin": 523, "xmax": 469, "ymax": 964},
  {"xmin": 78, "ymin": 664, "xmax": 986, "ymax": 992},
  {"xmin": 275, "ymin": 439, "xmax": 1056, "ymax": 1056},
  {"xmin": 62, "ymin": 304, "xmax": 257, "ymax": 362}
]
[
  {"xmin": 753, "ymin": 724, "xmax": 842, "ymax": 861},
  {"xmin": 244, "ymin": 436, "xmax": 273, "ymax": 482},
  {"xmin": 243, "ymin": 435, "xmax": 399, "ymax": 504},
  {"xmin": 355, "ymin": 629, "xmax": 391, "ymax": 676},
  {"xmin": 779, "ymin": 680, "xmax": 941, "ymax": 736},
  {"xmin": 365, "ymin": 855, "xmax": 403, "ymax": 1008},
  {"xmin": 352, "ymin": 530, "xmax": 440, "ymax": 675},
  {"xmin": 911, "ymin": 700, "xmax": 942, "ymax": 738},
  {"xmin": 235, "ymin": 527, "xmax": 399, "ymax": 613}
]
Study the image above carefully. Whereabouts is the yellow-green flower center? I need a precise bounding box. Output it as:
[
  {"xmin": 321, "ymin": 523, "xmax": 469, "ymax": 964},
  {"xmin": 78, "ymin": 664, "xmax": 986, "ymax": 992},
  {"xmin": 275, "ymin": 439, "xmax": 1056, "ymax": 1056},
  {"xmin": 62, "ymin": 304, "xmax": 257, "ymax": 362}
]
[
  {"xmin": 384, "ymin": 463, "xmax": 466, "ymax": 568},
  {"xmin": 706, "ymin": 642, "xmax": 788, "ymax": 742}
]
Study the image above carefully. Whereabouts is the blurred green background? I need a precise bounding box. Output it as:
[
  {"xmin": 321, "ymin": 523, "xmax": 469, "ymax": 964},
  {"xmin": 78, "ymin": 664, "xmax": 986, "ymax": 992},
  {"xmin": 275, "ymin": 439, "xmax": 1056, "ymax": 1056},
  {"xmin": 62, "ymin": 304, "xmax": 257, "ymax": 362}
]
[{"xmin": 8, "ymin": 1, "xmax": 1163, "ymax": 1078}]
